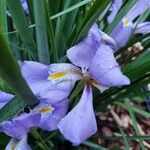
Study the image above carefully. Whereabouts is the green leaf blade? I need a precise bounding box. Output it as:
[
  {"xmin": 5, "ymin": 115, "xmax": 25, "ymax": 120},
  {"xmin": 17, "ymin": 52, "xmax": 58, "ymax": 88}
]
[
  {"xmin": 33, "ymin": 0, "xmax": 50, "ymax": 64},
  {"xmin": 6, "ymin": 0, "xmax": 37, "ymax": 59},
  {"xmin": 0, "ymin": 32, "xmax": 38, "ymax": 106},
  {"xmin": 73, "ymin": 0, "xmax": 112, "ymax": 44},
  {"xmin": 0, "ymin": 96, "xmax": 25, "ymax": 123}
]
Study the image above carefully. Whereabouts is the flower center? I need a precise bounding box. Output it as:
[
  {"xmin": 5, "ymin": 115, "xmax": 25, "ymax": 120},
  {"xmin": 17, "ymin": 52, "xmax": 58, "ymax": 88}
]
[
  {"xmin": 81, "ymin": 67, "xmax": 97, "ymax": 84},
  {"xmin": 82, "ymin": 67, "xmax": 90, "ymax": 78}
]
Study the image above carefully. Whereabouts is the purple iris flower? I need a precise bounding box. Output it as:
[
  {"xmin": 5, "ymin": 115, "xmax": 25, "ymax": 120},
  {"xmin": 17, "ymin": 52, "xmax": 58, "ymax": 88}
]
[
  {"xmin": 56, "ymin": 24, "xmax": 130, "ymax": 145},
  {"xmin": 0, "ymin": 89, "xmax": 68, "ymax": 149},
  {"xmin": 0, "ymin": 90, "xmax": 40, "ymax": 149},
  {"xmin": 108, "ymin": 0, "xmax": 150, "ymax": 48},
  {"xmin": 21, "ymin": 24, "xmax": 130, "ymax": 145},
  {"xmin": 20, "ymin": 24, "xmax": 130, "ymax": 145},
  {"xmin": 0, "ymin": 91, "xmax": 38, "ymax": 149}
]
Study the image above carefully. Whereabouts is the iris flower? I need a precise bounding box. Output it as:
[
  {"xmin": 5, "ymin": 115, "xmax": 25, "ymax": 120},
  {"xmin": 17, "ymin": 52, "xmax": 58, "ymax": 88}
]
[
  {"xmin": 0, "ymin": 90, "xmax": 68, "ymax": 149},
  {"xmin": 21, "ymin": 24, "xmax": 130, "ymax": 145},
  {"xmin": 108, "ymin": 0, "xmax": 150, "ymax": 48},
  {"xmin": 58, "ymin": 24, "xmax": 130, "ymax": 145},
  {"xmin": 0, "ymin": 91, "xmax": 35, "ymax": 149}
]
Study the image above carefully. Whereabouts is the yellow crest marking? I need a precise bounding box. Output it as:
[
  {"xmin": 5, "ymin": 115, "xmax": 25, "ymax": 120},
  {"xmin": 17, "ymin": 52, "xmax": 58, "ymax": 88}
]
[
  {"xmin": 12, "ymin": 147, "xmax": 16, "ymax": 150},
  {"xmin": 39, "ymin": 106, "xmax": 53, "ymax": 113},
  {"xmin": 123, "ymin": 19, "xmax": 129, "ymax": 26},
  {"xmin": 49, "ymin": 71, "xmax": 69, "ymax": 79}
]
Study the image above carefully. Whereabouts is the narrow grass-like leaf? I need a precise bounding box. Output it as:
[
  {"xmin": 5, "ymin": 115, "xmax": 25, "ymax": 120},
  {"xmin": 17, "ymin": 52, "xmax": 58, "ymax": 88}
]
[
  {"xmin": 0, "ymin": 78, "xmax": 13, "ymax": 94},
  {"xmin": 106, "ymin": 0, "xmax": 137, "ymax": 34},
  {"xmin": 0, "ymin": 96, "xmax": 25, "ymax": 123},
  {"xmin": 135, "ymin": 8, "xmax": 150, "ymax": 26},
  {"xmin": 143, "ymin": 37, "xmax": 150, "ymax": 49},
  {"xmin": 45, "ymin": 0, "xmax": 58, "ymax": 62},
  {"xmin": 49, "ymin": 0, "xmax": 62, "ymax": 15},
  {"xmin": 0, "ymin": 0, "xmax": 8, "ymax": 42},
  {"xmin": 95, "ymin": 73, "xmax": 150, "ymax": 112},
  {"xmin": 26, "ymin": 0, "xmax": 35, "ymax": 24},
  {"xmin": 97, "ymin": 76, "xmax": 150, "ymax": 110},
  {"xmin": 72, "ymin": 0, "xmax": 111, "ymax": 44},
  {"xmin": 117, "ymin": 124, "xmax": 130, "ymax": 149},
  {"xmin": 61, "ymin": 0, "xmax": 79, "ymax": 40},
  {"xmin": 110, "ymin": 106, "xmax": 130, "ymax": 149},
  {"xmin": 55, "ymin": 17, "xmax": 64, "ymax": 57},
  {"xmin": 55, "ymin": 0, "xmax": 79, "ymax": 55},
  {"xmin": 83, "ymin": 141, "xmax": 109, "ymax": 150},
  {"xmin": 31, "ymin": 129, "xmax": 49, "ymax": 150},
  {"xmin": 69, "ymin": 81, "xmax": 84, "ymax": 109},
  {"xmin": 125, "ymin": 99, "xmax": 145, "ymax": 150},
  {"xmin": 3, "ymin": 0, "xmax": 92, "ymax": 36},
  {"xmin": 6, "ymin": 0, "xmax": 37, "ymax": 59},
  {"xmin": 33, "ymin": 0, "xmax": 50, "ymax": 64},
  {"xmin": 115, "ymin": 101, "xmax": 150, "ymax": 118},
  {"xmin": 9, "ymin": 34, "xmax": 22, "ymax": 60},
  {"xmin": 101, "ymin": 135, "xmax": 150, "ymax": 141},
  {"xmin": 116, "ymin": 78, "xmax": 150, "ymax": 99},
  {"xmin": 50, "ymin": 0, "xmax": 92, "ymax": 20},
  {"xmin": 123, "ymin": 50, "xmax": 150, "ymax": 81},
  {"xmin": 0, "ymin": 32, "xmax": 38, "ymax": 106},
  {"xmin": 128, "ymin": 91, "xmax": 150, "ymax": 99}
]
